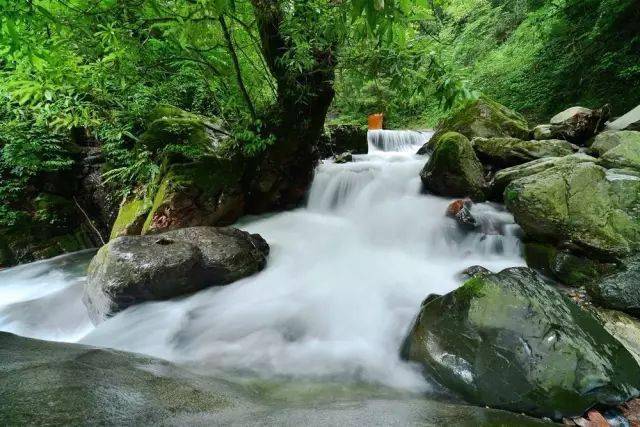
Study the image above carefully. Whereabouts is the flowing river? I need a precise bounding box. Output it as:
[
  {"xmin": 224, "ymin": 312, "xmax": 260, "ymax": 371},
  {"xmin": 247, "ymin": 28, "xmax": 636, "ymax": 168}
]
[{"xmin": 0, "ymin": 130, "xmax": 536, "ymax": 425}]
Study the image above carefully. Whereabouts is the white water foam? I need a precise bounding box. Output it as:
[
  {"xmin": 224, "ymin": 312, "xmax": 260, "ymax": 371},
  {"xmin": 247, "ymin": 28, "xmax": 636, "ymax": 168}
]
[{"xmin": 0, "ymin": 130, "xmax": 524, "ymax": 391}]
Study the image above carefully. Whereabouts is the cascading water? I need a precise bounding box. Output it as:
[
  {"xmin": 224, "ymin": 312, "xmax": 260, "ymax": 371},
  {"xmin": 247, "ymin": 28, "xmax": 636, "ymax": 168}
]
[{"xmin": 0, "ymin": 130, "xmax": 524, "ymax": 392}]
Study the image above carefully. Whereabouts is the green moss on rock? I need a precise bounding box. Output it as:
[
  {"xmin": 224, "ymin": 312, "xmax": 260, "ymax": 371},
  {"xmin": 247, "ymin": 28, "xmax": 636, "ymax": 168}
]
[
  {"xmin": 427, "ymin": 97, "xmax": 530, "ymax": 151},
  {"xmin": 141, "ymin": 156, "xmax": 245, "ymax": 234},
  {"xmin": 402, "ymin": 267, "xmax": 640, "ymax": 419},
  {"xmin": 505, "ymin": 162, "xmax": 640, "ymax": 258},
  {"xmin": 599, "ymin": 135, "xmax": 640, "ymax": 170},
  {"xmin": 472, "ymin": 137, "xmax": 576, "ymax": 168},
  {"xmin": 420, "ymin": 132, "xmax": 486, "ymax": 201},
  {"xmin": 109, "ymin": 195, "xmax": 152, "ymax": 240}
]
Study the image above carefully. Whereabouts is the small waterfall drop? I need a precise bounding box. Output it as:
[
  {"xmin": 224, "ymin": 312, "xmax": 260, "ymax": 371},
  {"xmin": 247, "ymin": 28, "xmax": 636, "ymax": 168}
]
[
  {"xmin": 0, "ymin": 130, "xmax": 524, "ymax": 392},
  {"xmin": 367, "ymin": 129, "xmax": 430, "ymax": 153}
]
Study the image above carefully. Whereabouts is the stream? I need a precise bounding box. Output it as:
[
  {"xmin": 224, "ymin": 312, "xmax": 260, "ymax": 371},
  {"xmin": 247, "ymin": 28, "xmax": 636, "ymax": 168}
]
[{"xmin": 0, "ymin": 130, "xmax": 536, "ymax": 424}]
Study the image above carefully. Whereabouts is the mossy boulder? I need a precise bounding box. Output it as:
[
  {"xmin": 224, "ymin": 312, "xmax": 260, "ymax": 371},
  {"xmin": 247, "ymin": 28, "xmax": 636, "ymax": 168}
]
[
  {"xmin": 84, "ymin": 226, "xmax": 269, "ymax": 322},
  {"xmin": 599, "ymin": 135, "xmax": 640, "ymax": 170},
  {"xmin": 138, "ymin": 104, "xmax": 228, "ymax": 158},
  {"xmin": 587, "ymin": 257, "xmax": 640, "ymax": 317},
  {"xmin": 595, "ymin": 309, "xmax": 640, "ymax": 365},
  {"xmin": 401, "ymin": 267, "xmax": 640, "ymax": 419},
  {"xmin": 142, "ymin": 156, "xmax": 245, "ymax": 235},
  {"xmin": 424, "ymin": 97, "xmax": 530, "ymax": 152},
  {"xmin": 504, "ymin": 162, "xmax": 640, "ymax": 259},
  {"xmin": 420, "ymin": 132, "xmax": 486, "ymax": 201},
  {"xmin": 491, "ymin": 153, "xmax": 596, "ymax": 199},
  {"xmin": 108, "ymin": 155, "xmax": 245, "ymax": 239},
  {"xmin": 472, "ymin": 137, "xmax": 577, "ymax": 168},
  {"xmin": 589, "ymin": 130, "xmax": 640, "ymax": 157}
]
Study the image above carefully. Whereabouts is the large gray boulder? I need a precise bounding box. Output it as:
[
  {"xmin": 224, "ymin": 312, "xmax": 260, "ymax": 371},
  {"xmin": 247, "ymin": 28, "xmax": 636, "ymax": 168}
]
[
  {"xmin": 504, "ymin": 161, "xmax": 640, "ymax": 259},
  {"xmin": 549, "ymin": 105, "xmax": 610, "ymax": 145},
  {"xmin": 84, "ymin": 226, "xmax": 269, "ymax": 323},
  {"xmin": 401, "ymin": 267, "xmax": 640, "ymax": 419},
  {"xmin": 607, "ymin": 105, "xmax": 640, "ymax": 131},
  {"xmin": 472, "ymin": 137, "xmax": 577, "ymax": 168},
  {"xmin": 420, "ymin": 132, "xmax": 486, "ymax": 201}
]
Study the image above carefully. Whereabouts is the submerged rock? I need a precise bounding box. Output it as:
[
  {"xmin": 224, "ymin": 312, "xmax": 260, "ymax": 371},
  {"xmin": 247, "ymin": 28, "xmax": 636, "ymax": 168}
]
[
  {"xmin": 422, "ymin": 97, "xmax": 530, "ymax": 153},
  {"xmin": 0, "ymin": 331, "xmax": 239, "ymax": 425},
  {"xmin": 446, "ymin": 198, "xmax": 478, "ymax": 231},
  {"xmin": 549, "ymin": 105, "xmax": 610, "ymax": 144},
  {"xmin": 472, "ymin": 137, "xmax": 577, "ymax": 168},
  {"xmin": 504, "ymin": 161, "xmax": 640, "ymax": 259},
  {"xmin": 456, "ymin": 265, "xmax": 491, "ymax": 281},
  {"xmin": 84, "ymin": 226, "xmax": 269, "ymax": 323},
  {"xmin": 401, "ymin": 267, "xmax": 640, "ymax": 419},
  {"xmin": 587, "ymin": 257, "xmax": 640, "ymax": 317},
  {"xmin": 420, "ymin": 132, "xmax": 486, "ymax": 201},
  {"xmin": 333, "ymin": 151, "xmax": 353, "ymax": 164}
]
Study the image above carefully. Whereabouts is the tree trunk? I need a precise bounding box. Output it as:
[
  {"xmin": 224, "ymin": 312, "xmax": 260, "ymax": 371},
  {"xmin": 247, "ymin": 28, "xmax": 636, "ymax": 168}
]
[{"xmin": 245, "ymin": 0, "xmax": 336, "ymax": 213}]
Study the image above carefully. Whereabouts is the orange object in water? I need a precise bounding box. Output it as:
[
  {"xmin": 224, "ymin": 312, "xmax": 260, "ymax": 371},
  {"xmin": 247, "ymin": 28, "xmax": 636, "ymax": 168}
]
[{"xmin": 368, "ymin": 113, "xmax": 383, "ymax": 130}]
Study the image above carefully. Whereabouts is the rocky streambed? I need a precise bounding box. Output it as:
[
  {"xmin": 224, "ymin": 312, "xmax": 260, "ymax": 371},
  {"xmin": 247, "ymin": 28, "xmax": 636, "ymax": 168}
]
[{"xmin": 2, "ymin": 99, "xmax": 640, "ymax": 425}]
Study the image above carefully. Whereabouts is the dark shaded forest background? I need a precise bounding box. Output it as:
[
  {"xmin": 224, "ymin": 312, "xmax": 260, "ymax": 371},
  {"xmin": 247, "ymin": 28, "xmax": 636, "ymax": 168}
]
[{"xmin": 0, "ymin": 0, "xmax": 638, "ymax": 245}]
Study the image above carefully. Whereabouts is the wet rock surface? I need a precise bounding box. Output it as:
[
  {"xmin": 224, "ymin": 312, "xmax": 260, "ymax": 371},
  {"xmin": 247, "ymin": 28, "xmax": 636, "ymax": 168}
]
[
  {"xmin": 402, "ymin": 267, "xmax": 640, "ymax": 419},
  {"xmin": 83, "ymin": 226, "xmax": 269, "ymax": 323},
  {"xmin": 0, "ymin": 332, "xmax": 550, "ymax": 426}
]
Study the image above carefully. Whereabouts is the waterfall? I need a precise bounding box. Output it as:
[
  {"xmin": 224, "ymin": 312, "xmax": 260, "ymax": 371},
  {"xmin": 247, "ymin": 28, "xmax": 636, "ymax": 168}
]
[
  {"xmin": 367, "ymin": 129, "xmax": 431, "ymax": 153},
  {"xmin": 0, "ymin": 130, "xmax": 524, "ymax": 392}
]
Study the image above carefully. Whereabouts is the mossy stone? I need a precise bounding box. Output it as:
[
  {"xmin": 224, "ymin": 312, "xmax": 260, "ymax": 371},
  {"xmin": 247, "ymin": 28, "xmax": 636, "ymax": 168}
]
[
  {"xmin": 599, "ymin": 136, "xmax": 640, "ymax": 170},
  {"xmin": 472, "ymin": 137, "xmax": 576, "ymax": 168},
  {"xmin": 109, "ymin": 194, "xmax": 152, "ymax": 240},
  {"xmin": 427, "ymin": 96, "xmax": 530, "ymax": 151},
  {"xmin": 491, "ymin": 153, "xmax": 596, "ymax": 199},
  {"xmin": 420, "ymin": 132, "xmax": 486, "ymax": 201},
  {"xmin": 141, "ymin": 156, "xmax": 245, "ymax": 234},
  {"xmin": 589, "ymin": 130, "xmax": 640, "ymax": 157},
  {"xmin": 505, "ymin": 162, "xmax": 640, "ymax": 259},
  {"xmin": 401, "ymin": 267, "xmax": 640, "ymax": 419}
]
